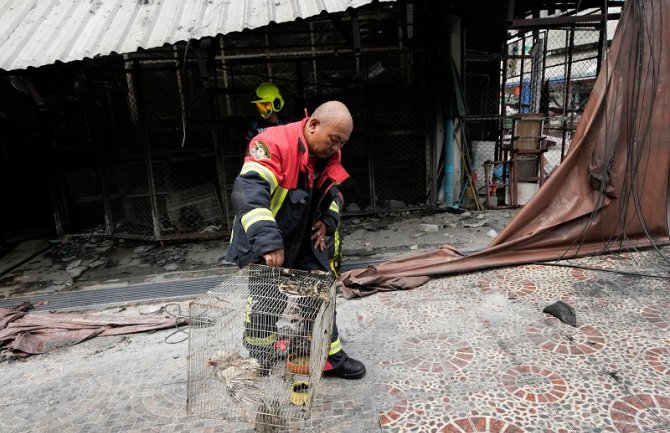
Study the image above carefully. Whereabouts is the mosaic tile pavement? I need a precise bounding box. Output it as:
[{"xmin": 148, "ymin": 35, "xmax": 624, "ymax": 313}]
[{"xmin": 1, "ymin": 246, "xmax": 670, "ymax": 432}]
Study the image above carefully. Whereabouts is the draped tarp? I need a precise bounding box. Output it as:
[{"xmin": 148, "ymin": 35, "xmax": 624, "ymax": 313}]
[
  {"xmin": 0, "ymin": 302, "xmax": 186, "ymax": 356},
  {"xmin": 341, "ymin": 0, "xmax": 670, "ymax": 298}
]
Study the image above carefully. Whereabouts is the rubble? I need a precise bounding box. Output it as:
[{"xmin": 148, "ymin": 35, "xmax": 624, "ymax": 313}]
[
  {"xmin": 419, "ymin": 223, "xmax": 439, "ymax": 232},
  {"xmin": 0, "ymin": 209, "xmax": 519, "ymax": 298},
  {"xmin": 461, "ymin": 219, "xmax": 488, "ymax": 228}
]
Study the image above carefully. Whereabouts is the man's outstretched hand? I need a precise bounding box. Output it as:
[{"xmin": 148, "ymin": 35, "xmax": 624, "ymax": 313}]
[
  {"xmin": 311, "ymin": 220, "xmax": 327, "ymax": 251},
  {"xmin": 262, "ymin": 249, "xmax": 285, "ymax": 267}
]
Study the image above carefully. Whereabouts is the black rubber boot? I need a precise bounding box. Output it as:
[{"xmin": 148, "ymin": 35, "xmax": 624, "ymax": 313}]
[{"xmin": 323, "ymin": 350, "xmax": 366, "ymax": 379}]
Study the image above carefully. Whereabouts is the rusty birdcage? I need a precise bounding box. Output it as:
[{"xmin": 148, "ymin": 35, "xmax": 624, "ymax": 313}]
[{"xmin": 187, "ymin": 264, "xmax": 336, "ymax": 431}]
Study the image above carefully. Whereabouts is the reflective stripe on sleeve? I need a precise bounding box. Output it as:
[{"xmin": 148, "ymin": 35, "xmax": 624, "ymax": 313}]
[
  {"xmin": 270, "ymin": 186, "xmax": 289, "ymax": 217},
  {"xmin": 241, "ymin": 208, "xmax": 275, "ymax": 232},
  {"xmin": 240, "ymin": 161, "xmax": 278, "ymax": 192},
  {"xmin": 328, "ymin": 200, "xmax": 340, "ymax": 214}
]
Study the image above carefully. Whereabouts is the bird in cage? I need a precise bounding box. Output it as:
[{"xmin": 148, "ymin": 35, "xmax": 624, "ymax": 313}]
[
  {"xmin": 287, "ymin": 335, "xmax": 311, "ymax": 356},
  {"xmin": 254, "ymin": 399, "xmax": 286, "ymax": 433},
  {"xmin": 277, "ymin": 278, "xmax": 331, "ymax": 302},
  {"xmin": 207, "ymin": 351, "xmax": 264, "ymax": 407},
  {"xmin": 276, "ymin": 298, "xmax": 303, "ymax": 337},
  {"xmin": 208, "ymin": 351, "xmax": 288, "ymax": 429}
]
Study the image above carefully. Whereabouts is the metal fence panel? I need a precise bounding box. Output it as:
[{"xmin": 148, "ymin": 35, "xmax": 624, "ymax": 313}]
[
  {"xmin": 22, "ymin": 4, "xmax": 432, "ymax": 241},
  {"xmin": 458, "ymin": 10, "xmax": 613, "ymax": 210}
]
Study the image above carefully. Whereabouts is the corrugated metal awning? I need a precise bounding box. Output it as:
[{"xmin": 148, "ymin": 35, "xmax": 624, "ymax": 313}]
[{"xmin": 0, "ymin": 0, "xmax": 395, "ymax": 72}]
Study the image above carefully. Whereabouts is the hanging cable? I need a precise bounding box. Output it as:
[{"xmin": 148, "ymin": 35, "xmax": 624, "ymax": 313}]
[{"xmin": 556, "ymin": 0, "xmax": 670, "ymax": 273}]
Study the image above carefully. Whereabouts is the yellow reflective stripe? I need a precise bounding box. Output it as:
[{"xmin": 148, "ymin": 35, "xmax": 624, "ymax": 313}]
[
  {"xmin": 329, "ymin": 260, "xmax": 338, "ymax": 277},
  {"xmin": 240, "ymin": 161, "xmax": 278, "ymax": 192},
  {"xmin": 270, "ymin": 186, "xmax": 289, "ymax": 217},
  {"xmin": 244, "ymin": 333, "xmax": 278, "ymax": 347},
  {"xmin": 241, "ymin": 208, "xmax": 275, "ymax": 232},
  {"xmin": 328, "ymin": 338, "xmax": 342, "ymax": 355},
  {"xmin": 328, "ymin": 200, "xmax": 339, "ymax": 214},
  {"xmin": 328, "ymin": 229, "xmax": 343, "ymax": 276}
]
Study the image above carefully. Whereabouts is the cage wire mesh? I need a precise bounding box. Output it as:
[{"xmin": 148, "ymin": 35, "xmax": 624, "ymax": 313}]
[{"xmin": 187, "ymin": 264, "xmax": 336, "ymax": 430}]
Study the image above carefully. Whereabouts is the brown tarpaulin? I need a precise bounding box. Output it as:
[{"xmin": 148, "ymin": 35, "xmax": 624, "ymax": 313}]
[
  {"xmin": 0, "ymin": 303, "xmax": 186, "ymax": 355},
  {"xmin": 341, "ymin": 0, "xmax": 670, "ymax": 298}
]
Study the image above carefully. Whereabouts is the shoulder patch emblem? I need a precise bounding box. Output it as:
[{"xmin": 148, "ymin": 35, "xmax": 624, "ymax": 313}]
[{"xmin": 250, "ymin": 141, "xmax": 271, "ymax": 161}]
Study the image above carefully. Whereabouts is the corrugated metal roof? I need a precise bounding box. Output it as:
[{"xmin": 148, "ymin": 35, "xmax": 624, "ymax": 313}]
[{"xmin": 0, "ymin": 0, "xmax": 395, "ymax": 72}]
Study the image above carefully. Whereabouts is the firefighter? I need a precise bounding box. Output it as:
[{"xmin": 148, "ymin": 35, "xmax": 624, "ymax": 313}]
[
  {"xmin": 246, "ymin": 82, "xmax": 344, "ymax": 275},
  {"xmin": 245, "ymin": 82, "xmax": 290, "ymax": 148},
  {"xmin": 225, "ymin": 100, "xmax": 365, "ymax": 380}
]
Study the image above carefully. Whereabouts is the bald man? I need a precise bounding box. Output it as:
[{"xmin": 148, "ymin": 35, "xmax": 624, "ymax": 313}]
[{"xmin": 225, "ymin": 101, "xmax": 366, "ymax": 380}]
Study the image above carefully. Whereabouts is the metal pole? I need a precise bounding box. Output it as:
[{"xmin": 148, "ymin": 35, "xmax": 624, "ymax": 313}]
[
  {"xmin": 207, "ymin": 47, "xmax": 232, "ymax": 232},
  {"xmin": 501, "ymin": 39, "xmax": 512, "ymax": 195},
  {"xmin": 596, "ymin": 1, "xmax": 607, "ymax": 77},
  {"xmin": 518, "ymin": 33, "xmax": 526, "ymax": 113},
  {"xmin": 443, "ymin": 31, "xmax": 455, "ymax": 208},
  {"xmin": 564, "ymin": 25, "xmax": 575, "ymax": 156},
  {"xmin": 133, "ymin": 60, "xmax": 162, "ymax": 242},
  {"xmin": 363, "ymin": 58, "xmax": 377, "ymax": 215},
  {"xmin": 86, "ymin": 71, "xmax": 113, "ymax": 236},
  {"xmin": 541, "ymin": 30, "xmax": 547, "ymax": 111},
  {"xmin": 444, "ymin": 118, "xmax": 455, "ymax": 207}
]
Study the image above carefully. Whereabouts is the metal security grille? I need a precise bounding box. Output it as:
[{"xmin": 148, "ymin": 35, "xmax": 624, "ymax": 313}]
[
  {"xmin": 216, "ymin": 9, "xmax": 430, "ymax": 216},
  {"xmin": 363, "ymin": 51, "xmax": 428, "ymax": 213},
  {"xmin": 462, "ymin": 8, "xmax": 619, "ymax": 208},
  {"xmin": 37, "ymin": 56, "xmax": 230, "ymax": 241},
  {"xmin": 43, "ymin": 5, "xmax": 434, "ymax": 241},
  {"xmin": 22, "ymin": 3, "xmax": 431, "ymax": 241},
  {"xmin": 463, "ymin": 45, "xmax": 503, "ymax": 201},
  {"xmin": 115, "ymin": 57, "xmax": 227, "ymax": 240},
  {"xmin": 38, "ymin": 68, "xmax": 125, "ymax": 238},
  {"xmin": 502, "ymin": 24, "xmax": 606, "ymax": 176},
  {"xmin": 187, "ymin": 265, "xmax": 335, "ymax": 430}
]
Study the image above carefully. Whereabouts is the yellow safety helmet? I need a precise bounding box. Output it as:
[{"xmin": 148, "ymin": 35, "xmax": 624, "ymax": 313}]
[{"xmin": 251, "ymin": 82, "xmax": 284, "ymax": 119}]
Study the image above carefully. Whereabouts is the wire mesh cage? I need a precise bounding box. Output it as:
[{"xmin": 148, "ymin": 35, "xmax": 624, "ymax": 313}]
[{"xmin": 187, "ymin": 264, "xmax": 336, "ymax": 430}]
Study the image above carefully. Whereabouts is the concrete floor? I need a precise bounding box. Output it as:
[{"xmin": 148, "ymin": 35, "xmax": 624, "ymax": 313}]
[{"xmin": 1, "ymin": 246, "xmax": 670, "ymax": 433}]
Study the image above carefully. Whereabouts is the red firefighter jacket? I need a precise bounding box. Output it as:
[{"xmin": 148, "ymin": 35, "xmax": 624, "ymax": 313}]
[{"xmin": 225, "ymin": 117, "xmax": 349, "ymax": 270}]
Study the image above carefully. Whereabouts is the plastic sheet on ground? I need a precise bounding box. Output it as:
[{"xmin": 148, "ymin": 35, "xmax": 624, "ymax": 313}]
[{"xmin": 0, "ymin": 302, "xmax": 186, "ymax": 356}]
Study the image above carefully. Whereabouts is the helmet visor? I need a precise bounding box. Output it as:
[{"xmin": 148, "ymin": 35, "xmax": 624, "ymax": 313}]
[{"xmin": 255, "ymin": 101, "xmax": 274, "ymax": 119}]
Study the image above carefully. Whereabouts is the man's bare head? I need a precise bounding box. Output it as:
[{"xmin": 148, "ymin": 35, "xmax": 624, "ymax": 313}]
[{"xmin": 304, "ymin": 101, "xmax": 354, "ymax": 158}]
